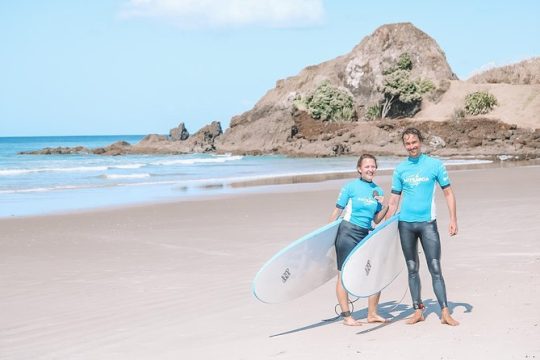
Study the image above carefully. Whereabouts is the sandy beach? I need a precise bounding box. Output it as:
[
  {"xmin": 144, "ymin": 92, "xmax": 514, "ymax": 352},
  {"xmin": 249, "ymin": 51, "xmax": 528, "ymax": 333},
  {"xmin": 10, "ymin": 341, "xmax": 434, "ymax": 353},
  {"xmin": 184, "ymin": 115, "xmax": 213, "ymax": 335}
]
[{"xmin": 1, "ymin": 163, "xmax": 540, "ymax": 359}]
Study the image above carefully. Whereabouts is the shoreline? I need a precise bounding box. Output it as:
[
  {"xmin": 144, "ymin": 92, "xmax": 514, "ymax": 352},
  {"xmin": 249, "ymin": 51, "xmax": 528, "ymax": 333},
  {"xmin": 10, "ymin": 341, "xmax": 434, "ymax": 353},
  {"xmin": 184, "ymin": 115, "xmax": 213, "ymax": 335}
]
[{"xmin": 3, "ymin": 157, "xmax": 539, "ymax": 220}]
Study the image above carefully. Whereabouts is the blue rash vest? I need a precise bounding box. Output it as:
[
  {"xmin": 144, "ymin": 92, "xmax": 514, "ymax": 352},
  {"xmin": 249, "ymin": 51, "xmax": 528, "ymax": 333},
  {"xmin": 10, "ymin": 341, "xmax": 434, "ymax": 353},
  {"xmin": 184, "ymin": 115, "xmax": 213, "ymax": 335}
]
[
  {"xmin": 336, "ymin": 178, "xmax": 383, "ymax": 229},
  {"xmin": 391, "ymin": 153, "xmax": 451, "ymax": 222}
]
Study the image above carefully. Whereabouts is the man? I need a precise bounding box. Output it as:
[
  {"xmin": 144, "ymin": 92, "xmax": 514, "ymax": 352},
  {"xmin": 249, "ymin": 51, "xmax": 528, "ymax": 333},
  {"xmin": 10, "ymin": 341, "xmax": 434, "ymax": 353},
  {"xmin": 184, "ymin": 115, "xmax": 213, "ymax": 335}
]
[{"xmin": 387, "ymin": 127, "xmax": 459, "ymax": 326}]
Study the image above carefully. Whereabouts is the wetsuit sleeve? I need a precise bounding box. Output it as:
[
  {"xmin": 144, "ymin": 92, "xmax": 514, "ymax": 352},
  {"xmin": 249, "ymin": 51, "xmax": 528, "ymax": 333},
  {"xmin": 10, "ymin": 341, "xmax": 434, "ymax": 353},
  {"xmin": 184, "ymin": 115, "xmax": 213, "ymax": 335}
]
[
  {"xmin": 336, "ymin": 184, "xmax": 350, "ymax": 209},
  {"xmin": 436, "ymin": 161, "xmax": 451, "ymax": 189},
  {"xmin": 391, "ymin": 169, "xmax": 402, "ymax": 195}
]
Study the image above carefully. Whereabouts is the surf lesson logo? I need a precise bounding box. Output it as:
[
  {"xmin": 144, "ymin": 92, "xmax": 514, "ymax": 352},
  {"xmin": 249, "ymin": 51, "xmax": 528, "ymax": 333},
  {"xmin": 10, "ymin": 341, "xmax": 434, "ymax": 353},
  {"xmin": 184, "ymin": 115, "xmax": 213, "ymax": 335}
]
[
  {"xmin": 281, "ymin": 268, "xmax": 291, "ymax": 283},
  {"xmin": 404, "ymin": 173, "xmax": 429, "ymax": 187},
  {"xmin": 357, "ymin": 197, "xmax": 378, "ymax": 206},
  {"xmin": 365, "ymin": 260, "xmax": 372, "ymax": 276}
]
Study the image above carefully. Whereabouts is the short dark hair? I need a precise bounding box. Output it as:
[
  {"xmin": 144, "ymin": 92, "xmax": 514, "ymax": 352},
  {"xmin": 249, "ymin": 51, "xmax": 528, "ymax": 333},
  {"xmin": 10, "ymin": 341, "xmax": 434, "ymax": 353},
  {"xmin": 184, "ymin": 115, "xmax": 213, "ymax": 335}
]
[
  {"xmin": 402, "ymin": 127, "xmax": 423, "ymax": 142},
  {"xmin": 357, "ymin": 153, "xmax": 377, "ymax": 168}
]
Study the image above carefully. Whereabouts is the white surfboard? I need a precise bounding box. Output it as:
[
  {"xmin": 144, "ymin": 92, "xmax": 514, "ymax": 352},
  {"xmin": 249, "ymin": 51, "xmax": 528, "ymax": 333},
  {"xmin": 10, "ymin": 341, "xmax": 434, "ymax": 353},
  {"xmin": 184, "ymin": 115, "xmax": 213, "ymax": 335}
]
[
  {"xmin": 252, "ymin": 219, "xmax": 342, "ymax": 303},
  {"xmin": 341, "ymin": 214, "xmax": 403, "ymax": 297}
]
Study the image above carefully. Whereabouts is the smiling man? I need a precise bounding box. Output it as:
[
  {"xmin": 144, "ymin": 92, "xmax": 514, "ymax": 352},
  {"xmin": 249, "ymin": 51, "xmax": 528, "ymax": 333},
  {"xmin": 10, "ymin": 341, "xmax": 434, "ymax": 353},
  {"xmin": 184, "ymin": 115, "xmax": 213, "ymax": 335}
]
[{"xmin": 387, "ymin": 127, "xmax": 460, "ymax": 326}]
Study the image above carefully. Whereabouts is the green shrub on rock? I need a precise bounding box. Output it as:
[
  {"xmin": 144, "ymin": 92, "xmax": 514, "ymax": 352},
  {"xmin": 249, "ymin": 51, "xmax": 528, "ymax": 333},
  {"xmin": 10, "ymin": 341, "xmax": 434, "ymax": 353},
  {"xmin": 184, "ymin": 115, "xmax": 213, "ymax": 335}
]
[
  {"xmin": 302, "ymin": 81, "xmax": 356, "ymax": 122},
  {"xmin": 365, "ymin": 104, "xmax": 382, "ymax": 120},
  {"xmin": 380, "ymin": 53, "xmax": 434, "ymax": 119},
  {"xmin": 464, "ymin": 91, "xmax": 498, "ymax": 115}
]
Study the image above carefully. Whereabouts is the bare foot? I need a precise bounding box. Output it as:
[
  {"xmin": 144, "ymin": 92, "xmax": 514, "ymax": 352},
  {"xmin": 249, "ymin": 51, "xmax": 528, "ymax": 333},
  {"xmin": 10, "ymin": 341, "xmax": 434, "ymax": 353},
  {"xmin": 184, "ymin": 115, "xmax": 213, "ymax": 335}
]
[
  {"xmin": 367, "ymin": 313, "xmax": 389, "ymax": 323},
  {"xmin": 343, "ymin": 316, "xmax": 363, "ymax": 326},
  {"xmin": 441, "ymin": 308, "xmax": 460, "ymax": 326},
  {"xmin": 406, "ymin": 309, "xmax": 425, "ymax": 325}
]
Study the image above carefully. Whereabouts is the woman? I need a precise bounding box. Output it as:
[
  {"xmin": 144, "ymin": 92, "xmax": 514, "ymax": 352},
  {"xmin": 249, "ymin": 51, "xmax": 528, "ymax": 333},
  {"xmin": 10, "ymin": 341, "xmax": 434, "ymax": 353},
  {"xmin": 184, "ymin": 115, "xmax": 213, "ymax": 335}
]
[{"xmin": 329, "ymin": 154, "xmax": 389, "ymax": 326}]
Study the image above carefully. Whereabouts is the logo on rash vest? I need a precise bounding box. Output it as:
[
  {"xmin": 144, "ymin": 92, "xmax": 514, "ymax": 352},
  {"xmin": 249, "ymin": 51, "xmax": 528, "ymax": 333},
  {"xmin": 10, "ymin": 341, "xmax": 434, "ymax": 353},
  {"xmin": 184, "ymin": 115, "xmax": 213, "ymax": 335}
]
[
  {"xmin": 365, "ymin": 260, "xmax": 372, "ymax": 276},
  {"xmin": 358, "ymin": 197, "xmax": 378, "ymax": 206},
  {"xmin": 404, "ymin": 173, "xmax": 429, "ymax": 187},
  {"xmin": 281, "ymin": 268, "xmax": 291, "ymax": 283}
]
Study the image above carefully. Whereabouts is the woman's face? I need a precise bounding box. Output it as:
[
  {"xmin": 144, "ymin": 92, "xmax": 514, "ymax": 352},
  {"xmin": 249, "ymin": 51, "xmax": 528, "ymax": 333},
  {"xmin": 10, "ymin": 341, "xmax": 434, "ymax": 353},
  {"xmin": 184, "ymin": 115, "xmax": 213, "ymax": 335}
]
[{"xmin": 358, "ymin": 158, "xmax": 377, "ymax": 181}]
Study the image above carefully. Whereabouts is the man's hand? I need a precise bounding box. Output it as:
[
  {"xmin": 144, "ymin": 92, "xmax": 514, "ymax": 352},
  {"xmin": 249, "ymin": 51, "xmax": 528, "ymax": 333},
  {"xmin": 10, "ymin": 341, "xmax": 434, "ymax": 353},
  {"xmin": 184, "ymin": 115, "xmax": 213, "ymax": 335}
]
[{"xmin": 449, "ymin": 220, "xmax": 458, "ymax": 236}]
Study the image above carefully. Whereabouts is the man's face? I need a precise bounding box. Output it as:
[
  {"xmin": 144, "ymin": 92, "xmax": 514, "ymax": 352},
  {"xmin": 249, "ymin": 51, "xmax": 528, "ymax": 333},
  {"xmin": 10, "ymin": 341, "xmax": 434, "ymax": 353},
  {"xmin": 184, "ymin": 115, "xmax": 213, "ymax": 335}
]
[{"xmin": 403, "ymin": 134, "xmax": 421, "ymax": 157}]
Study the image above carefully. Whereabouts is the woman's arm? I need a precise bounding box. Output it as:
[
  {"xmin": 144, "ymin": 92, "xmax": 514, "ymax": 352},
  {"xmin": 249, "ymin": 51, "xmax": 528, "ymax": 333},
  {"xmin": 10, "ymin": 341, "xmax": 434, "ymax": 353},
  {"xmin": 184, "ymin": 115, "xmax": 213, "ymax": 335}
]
[
  {"xmin": 329, "ymin": 207, "xmax": 343, "ymax": 222},
  {"xmin": 385, "ymin": 193, "xmax": 401, "ymax": 220},
  {"xmin": 373, "ymin": 203, "xmax": 389, "ymax": 224}
]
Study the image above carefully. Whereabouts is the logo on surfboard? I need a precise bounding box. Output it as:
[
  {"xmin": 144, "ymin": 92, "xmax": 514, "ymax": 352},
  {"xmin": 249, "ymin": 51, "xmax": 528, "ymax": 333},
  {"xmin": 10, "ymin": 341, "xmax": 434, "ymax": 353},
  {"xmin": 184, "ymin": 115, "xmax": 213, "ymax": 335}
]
[
  {"xmin": 365, "ymin": 260, "xmax": 372, "ymax": 276},
  {"xmin": 281, "ymin": 268, "xmax": 291, "ymax": 283}
]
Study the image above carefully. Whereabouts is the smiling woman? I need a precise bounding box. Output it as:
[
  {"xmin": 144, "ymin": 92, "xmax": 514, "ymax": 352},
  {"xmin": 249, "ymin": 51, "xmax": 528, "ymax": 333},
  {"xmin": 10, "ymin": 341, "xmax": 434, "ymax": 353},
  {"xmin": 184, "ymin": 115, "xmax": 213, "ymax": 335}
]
[{"xmin": 329, "ymin": 153, "xmax": 389, "ymax": 326}]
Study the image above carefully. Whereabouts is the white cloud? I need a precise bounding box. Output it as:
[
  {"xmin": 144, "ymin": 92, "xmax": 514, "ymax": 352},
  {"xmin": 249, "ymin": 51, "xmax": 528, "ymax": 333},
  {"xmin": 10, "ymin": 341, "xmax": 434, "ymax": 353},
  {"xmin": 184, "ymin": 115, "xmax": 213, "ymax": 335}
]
[{"xmin": 121, "ymin": 0, "xmax": 325, "ymax": 28}]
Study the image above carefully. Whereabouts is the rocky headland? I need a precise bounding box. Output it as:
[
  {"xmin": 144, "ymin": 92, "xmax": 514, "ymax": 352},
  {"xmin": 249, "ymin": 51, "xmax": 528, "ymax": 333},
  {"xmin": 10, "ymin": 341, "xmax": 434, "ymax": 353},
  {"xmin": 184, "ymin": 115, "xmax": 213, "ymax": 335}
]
[{"xmin": 22, "ymin": 23, "xmax": 540, "ymax": 159}]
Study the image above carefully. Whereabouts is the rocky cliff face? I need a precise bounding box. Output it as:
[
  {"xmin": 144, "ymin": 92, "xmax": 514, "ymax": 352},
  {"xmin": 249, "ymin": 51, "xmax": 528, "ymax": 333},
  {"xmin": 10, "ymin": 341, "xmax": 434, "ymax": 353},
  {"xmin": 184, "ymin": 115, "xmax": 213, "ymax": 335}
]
[{"xmin": 216, "ymin": 22, "xmax": 457, "ymax": 154}]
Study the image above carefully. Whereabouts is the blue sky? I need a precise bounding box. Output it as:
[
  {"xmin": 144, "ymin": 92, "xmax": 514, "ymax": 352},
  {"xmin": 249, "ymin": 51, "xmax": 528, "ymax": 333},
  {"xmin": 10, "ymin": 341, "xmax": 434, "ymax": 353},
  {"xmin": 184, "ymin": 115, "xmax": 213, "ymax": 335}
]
[{"xmin": 1, "ymin": 0, "xmax": 539, "ymax": 136}]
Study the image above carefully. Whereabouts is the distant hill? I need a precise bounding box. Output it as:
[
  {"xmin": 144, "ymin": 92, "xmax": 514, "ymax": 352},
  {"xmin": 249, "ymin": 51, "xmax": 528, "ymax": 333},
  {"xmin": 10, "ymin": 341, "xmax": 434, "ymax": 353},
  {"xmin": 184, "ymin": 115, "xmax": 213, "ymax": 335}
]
[{"xmin": 467, "ymin": 57, "xmax": 540, "ymax": 85}]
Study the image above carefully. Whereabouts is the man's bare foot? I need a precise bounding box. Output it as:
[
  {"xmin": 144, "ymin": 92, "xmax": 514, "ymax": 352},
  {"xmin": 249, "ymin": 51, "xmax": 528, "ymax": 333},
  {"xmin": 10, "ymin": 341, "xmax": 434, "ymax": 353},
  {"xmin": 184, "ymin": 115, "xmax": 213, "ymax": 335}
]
[
  {"xmin": 406, "ymin": 309, "xmax": 425, "ymax": 325},
  {"xmin": 367, "ymin": 313, "xmax": 389, "ymax": 323},
  {"xmin": 343, "ymin": 316, "xmax": 363, "ymax": 326},
  {"xmin": 441, "ymin": 308, "xmax": 459, "ymax": 326}
]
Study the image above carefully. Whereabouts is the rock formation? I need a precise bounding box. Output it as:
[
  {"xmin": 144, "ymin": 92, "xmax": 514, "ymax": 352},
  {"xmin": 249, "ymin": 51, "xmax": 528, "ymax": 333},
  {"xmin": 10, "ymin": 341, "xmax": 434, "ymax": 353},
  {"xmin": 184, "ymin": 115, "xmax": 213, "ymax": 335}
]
[
  {"xmin": 216, "ymin": 22, "xmax": 457, "ymax": 154},
  {"xmin": 169, "ymin": 122, "xmax": 189, "ymax": 141},
  {"xmin": 20, "ymin": 122, "xmax": 223, "ymax": 155},
  {"xmin": 20, "ymin": 23, "xmax": 540, "ymax": 159}
]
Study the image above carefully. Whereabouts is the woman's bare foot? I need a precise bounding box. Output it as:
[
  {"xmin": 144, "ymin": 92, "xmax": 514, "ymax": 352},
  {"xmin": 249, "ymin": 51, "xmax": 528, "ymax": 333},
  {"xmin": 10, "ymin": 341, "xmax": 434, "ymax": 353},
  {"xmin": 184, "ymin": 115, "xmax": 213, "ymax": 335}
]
[
  {"xmin": 441, "ymin": 308, "xmax": 459, "ymax": 326},
  {"xmin": 343, "ymin": 316, "xmax": 363, "ymax": 326},
  {"xmin": 406, "ymin": 309, "xmax": 425, "ymax": 324},
  {"xmin": 367, "ymin": 313, "xmax": 389, "ymax": 323}
]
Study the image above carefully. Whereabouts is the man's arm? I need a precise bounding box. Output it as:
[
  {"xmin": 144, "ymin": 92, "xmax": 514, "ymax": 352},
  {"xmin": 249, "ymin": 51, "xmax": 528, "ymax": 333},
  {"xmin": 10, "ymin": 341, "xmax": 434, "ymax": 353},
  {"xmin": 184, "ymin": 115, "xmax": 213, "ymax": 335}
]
[{"xmin": 443, "ymin": 186, "xmax": 458, "ymax": 236}]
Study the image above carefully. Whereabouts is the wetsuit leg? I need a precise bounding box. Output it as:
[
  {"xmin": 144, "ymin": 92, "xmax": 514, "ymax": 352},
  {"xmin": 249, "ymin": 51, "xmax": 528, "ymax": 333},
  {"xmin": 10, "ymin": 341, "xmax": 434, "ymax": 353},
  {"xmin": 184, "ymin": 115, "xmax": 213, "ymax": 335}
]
[
  {"xmin": 398, "ymin": 221, "xmax": 422, "ymax": 309},
  {"xmin": 418, "ymin": 220, "xmax": 448, "ymax": 309},
  {"xmin": 335, "ymin": 221, "xmax": 369, "ymax": 271}
]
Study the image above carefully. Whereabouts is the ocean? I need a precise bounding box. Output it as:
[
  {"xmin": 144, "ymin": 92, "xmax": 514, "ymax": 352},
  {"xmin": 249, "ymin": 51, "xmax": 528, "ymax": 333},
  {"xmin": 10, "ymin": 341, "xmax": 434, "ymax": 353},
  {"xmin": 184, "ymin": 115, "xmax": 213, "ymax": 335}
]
[{"xmin": 0, "ymin": 135, "xmax": 488, "ymax": 217}]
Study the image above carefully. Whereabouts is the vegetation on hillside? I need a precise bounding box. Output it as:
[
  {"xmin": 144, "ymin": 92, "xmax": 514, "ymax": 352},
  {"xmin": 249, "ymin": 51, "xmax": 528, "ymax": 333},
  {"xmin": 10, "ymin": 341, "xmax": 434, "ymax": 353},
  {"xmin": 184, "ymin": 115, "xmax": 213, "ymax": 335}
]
[
  {"xmin": 379, "ymin": 53, "xmax": 435, "ymax": 119},
  {"xmin": 464, "ymin": 91, "xmax": 498, "ymax": 115},
  {"xmin": 294, "ymin": 81, "xmax": 356, "ymax": 122}
]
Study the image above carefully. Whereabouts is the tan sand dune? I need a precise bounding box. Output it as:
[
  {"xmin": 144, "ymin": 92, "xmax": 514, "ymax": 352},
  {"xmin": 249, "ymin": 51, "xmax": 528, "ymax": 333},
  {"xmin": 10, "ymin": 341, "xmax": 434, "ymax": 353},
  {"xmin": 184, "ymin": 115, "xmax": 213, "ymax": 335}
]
[{"xmin": 417, "ymin": 80, "xmax": 540, "ymax": 129}]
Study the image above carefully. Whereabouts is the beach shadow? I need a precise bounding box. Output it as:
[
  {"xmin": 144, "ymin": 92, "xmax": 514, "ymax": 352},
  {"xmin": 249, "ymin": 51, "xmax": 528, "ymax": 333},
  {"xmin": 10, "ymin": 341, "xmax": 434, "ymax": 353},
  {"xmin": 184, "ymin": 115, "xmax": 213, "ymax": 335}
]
[
  {"xmin": 354, "ymin": 299, "xmax": 473, "ymax": 334},
  {"xmin": 269, "ymin": 299, "xmax": 473, "ymax": 338},
  {"xmin": 416, "ymin": 299, "xmax": 474, "ymax": 319},
  {"xmin": 354, "ymin": 300, "xmax": 411, "ymax": 335},
  {"xmin": 269, "ymin": 316, "xmax": 339, "ymax": 338},
  {"xmin": 355, "ymin": 299, "xmax": 473, "ymax": 334},
  {"xmin": 269, "ymin": 300, "xmax": 402, "ymax": 338}
]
